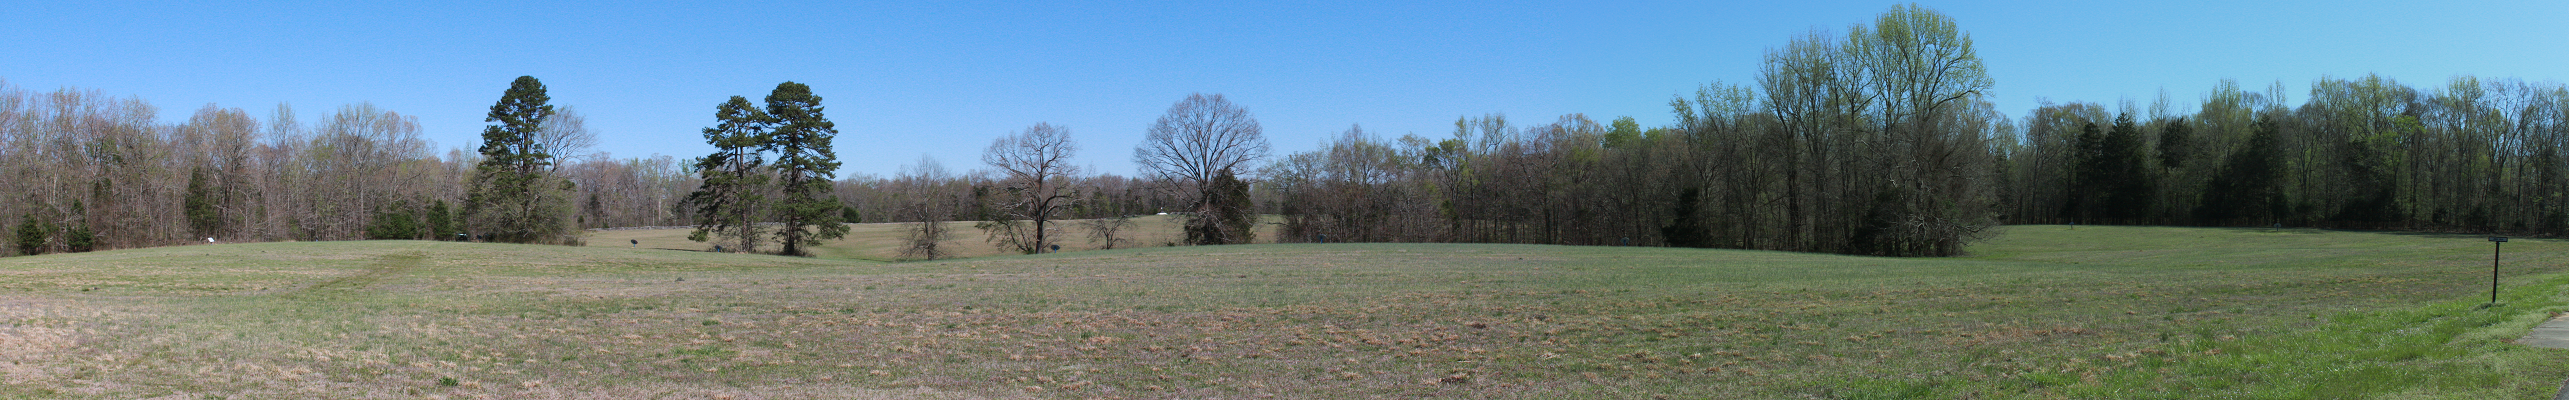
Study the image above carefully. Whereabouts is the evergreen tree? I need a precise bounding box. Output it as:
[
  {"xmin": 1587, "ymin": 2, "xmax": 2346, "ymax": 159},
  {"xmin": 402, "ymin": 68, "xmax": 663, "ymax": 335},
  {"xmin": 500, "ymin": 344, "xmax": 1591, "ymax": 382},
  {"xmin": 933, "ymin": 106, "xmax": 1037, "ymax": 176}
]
[
  {"xmin": 2157, "ymin": 118, "xmax": 2191, "ymax": 170},
  {"xmin": 66, "ymin": 200, "xmax": 92, "ymax": 252},
  {"xmin": 685, "ymin": 96, "xmax": 772, "ymax": 254},
  {"xmin": 763, "ymin": 82, "xmax": 850, "ymax": 256},
  {"xmin": 183, "ymin": 166, "xmax": 223, "ymax": 238},
  {"xmin": 14, "ymin": 214, "xmax": 47, "ymax": 256},
  {"xmin": 426, "ymin": 200, "xmax": 458, "ymax": 241},
  {"xmin": 465, "ymin": 76, "xmax": 577, "ymax": 244},
  {"xmin": 1660, "ymin": 187, "xmax": 1709, "ymax": 247},
  {"xmin": 65, "ymin": 223, "xmax": 95, "ymax": 253},
  {"xmin": 2097, "ymin": 113, "xmax": 2155, "ymax": 222},
  {"xmin": 365, "ymin": 201, "xmax": 423, "ymax": 240},
  {"xmin": 1186, "ymin": 167, "xmax": 1255, "ymax": 245}
]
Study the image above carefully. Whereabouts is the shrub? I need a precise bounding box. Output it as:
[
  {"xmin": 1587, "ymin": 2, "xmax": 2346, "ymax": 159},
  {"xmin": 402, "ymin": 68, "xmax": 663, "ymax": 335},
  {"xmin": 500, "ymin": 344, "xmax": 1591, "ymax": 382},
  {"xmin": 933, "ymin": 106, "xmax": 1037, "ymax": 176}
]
[{"xmin": 366, "ymin": 203, "xmax": 424, "ymax": 240}]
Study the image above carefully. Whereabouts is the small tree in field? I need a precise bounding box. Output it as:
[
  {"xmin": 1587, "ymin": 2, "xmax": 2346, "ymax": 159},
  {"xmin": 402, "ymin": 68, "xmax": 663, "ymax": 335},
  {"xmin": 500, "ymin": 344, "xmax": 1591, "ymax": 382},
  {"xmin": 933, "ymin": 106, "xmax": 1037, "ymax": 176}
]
[
  {"xmin": 896, "ymin": 156, "xmax": 956, "ymax": 260},
  {"xmin": 1081, "ymin": 215, "xmax": 1135, "ymax": 250},
  {"xmin": 901, "ymin": 218, "xmax": 953, "ymax": 260},
  {"xmin": 974, "ymin": 213, "xmax": 1033, "ymax": 253}
]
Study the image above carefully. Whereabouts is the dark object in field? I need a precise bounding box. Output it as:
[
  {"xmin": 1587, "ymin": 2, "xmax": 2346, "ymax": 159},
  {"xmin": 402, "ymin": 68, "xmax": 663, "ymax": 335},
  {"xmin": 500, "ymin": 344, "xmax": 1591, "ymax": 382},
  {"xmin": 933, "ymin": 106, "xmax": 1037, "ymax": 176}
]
[{"xmin": 2489, "ymin": 237, "xmax": 2507, "ymax": 305}]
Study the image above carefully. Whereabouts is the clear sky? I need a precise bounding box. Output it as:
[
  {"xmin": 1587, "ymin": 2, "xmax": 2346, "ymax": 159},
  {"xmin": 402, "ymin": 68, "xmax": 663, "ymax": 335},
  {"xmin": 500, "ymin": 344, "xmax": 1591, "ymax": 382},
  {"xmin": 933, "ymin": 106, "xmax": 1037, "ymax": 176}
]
[{"xmin": 9, "ymin": 1, "xmax": 2566, "ymax": 177}]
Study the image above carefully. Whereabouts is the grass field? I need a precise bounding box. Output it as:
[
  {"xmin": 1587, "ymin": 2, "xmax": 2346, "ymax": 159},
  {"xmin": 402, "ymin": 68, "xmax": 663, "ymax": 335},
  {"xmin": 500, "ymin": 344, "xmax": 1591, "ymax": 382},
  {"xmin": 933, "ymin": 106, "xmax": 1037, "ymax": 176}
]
[
  {"xmin": 3, "ymin": 225, "xmax": 2569, "ymax": 399},
  {"xmin": 585, "ymin": 215, "xmax": 1276, "ymax": 261}
]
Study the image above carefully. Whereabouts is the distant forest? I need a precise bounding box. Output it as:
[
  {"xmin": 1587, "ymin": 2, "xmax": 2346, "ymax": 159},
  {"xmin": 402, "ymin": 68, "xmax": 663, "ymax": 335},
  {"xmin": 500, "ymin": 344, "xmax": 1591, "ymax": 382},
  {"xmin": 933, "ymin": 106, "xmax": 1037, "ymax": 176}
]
[{"xmin": 5, "ymin": 5, "xmax": 2568, "ymax": 257}]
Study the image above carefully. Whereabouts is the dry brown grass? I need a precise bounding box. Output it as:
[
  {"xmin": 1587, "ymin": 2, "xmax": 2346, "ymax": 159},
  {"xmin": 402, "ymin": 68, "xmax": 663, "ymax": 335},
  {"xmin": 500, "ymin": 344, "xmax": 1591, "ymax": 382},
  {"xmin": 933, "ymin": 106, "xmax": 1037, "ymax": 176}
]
[{"xmin": 586, "ymin": 215, "xmax": 1275, "ymax": 261}]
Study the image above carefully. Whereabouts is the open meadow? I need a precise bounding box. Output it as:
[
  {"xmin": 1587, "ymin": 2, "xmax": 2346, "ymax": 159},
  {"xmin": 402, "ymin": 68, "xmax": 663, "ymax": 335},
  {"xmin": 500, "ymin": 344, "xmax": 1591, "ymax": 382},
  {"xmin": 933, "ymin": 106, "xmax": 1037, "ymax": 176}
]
[
  {"xmin": 4, "ymin": 225, "xmax": 2569, "ymax": 399},
  {"xmin": 584, "ymin": 215, "xmax": 1273, "ymax": 261}
]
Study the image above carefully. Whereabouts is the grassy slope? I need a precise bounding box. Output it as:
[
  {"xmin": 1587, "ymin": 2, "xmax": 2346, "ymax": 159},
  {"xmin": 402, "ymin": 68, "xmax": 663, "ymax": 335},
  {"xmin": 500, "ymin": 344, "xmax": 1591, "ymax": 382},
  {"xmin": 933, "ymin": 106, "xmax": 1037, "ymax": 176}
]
[{"xmin": 0, "ymin": 225, "xmax": 2564, "ymax": 398}]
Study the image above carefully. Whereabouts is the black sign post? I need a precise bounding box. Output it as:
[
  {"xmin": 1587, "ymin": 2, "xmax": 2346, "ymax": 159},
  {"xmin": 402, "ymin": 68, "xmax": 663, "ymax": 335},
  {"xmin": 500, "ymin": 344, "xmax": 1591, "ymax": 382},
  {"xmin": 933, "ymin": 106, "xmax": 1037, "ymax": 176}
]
[{"xmin": 2490, "ymin": 236, "xmax": 2508, "ymax": 305}]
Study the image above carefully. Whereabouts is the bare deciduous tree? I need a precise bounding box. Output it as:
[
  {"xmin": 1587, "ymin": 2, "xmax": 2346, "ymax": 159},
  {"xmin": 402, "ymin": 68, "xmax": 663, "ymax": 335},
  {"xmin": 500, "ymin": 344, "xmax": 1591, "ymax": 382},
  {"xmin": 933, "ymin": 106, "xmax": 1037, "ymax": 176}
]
[
  {"xmin": 1135, "ymin": 93, "xmax": 1268, "ymax": 190},
  {"xmin": 897, "ymin": 155, "xmax": 957, "ymax": 260},
  {"xmin": 1134, "ymin": 93, "xmax": 1268, "ymax": 245},
  {"xmin": 536, "ymin": 105, "xmax": 599, "ymax": 169},
  {"xmin": 1079, "ymin": 215, "xmax": 1134, "ymax": 249},
  {"xmin": 981, "ymin": 123, "xmax": 1079, "ymax": 253}
]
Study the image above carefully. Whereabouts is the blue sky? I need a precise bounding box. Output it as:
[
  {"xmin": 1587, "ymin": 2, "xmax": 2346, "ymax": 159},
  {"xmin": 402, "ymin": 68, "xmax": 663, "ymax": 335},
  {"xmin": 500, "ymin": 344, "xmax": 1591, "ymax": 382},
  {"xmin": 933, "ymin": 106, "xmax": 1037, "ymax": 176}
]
[{"xmin": 8, "ymin": 1, "xmax": 2566, "ymax": 177}]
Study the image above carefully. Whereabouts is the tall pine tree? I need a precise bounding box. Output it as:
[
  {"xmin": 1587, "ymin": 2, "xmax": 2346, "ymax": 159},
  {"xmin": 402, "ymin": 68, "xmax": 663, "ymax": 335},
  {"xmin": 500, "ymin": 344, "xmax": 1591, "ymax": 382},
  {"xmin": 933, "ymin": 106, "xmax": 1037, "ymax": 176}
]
[
  {"xmin": 685, "ymin": 96, "xmax": 772, "ymax": 253},
  {"xmin": 465, "ymin": 76, "xmax": 578, "ymax": 244},
  {"xmin": 763, "ymin": 82, "xmax": 849, "ymax": 256},
  {"xmin": 2097, "ymin": 113, "xmax": 2155, "ymax": 222}
]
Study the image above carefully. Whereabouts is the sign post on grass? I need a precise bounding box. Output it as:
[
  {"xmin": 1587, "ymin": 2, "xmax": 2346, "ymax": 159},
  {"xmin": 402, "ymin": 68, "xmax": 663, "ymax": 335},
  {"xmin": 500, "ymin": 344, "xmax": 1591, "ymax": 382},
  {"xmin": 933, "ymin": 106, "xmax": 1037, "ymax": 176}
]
[{"xmin": 2490, "ymin": 236, "xmax": 2508, "ymax": 304}]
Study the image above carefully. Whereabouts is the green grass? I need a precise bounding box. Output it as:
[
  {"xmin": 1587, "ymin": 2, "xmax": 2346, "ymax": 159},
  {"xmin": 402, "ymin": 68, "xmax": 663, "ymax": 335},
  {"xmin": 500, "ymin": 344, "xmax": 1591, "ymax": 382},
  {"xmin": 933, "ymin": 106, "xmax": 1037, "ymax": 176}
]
[{"xmin": 0, "ymin": 225, "xmax": 2565, "ymax": 398}]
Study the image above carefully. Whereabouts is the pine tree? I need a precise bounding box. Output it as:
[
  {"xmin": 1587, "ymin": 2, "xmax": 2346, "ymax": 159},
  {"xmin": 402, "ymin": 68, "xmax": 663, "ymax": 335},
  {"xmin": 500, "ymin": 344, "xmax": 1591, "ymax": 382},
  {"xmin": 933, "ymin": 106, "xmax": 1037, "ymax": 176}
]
[
  {"xmin": 764, "ymin": 82, "xmax": 850, "ymax": 256},
  {"xmin": 1660, "ymin": 187, "xmax": 1710, "ymax": 248},
  {"xmin": 426, "ymin": 200, "xmax": 458, "ymax": 241},
  {"xmin": 65, "ymin": 224, "xmax": 95, "ymax": 253},
  {"xmin": 13, "ymin": 214, "xmax": 47, "ymax": 256},
  {"xmin": 465, "ymin": 76, "xmax": 577, "ymax": 244},
  {"xmin": 66, "ymin": 199, "xmax": 92, "ymax": 252},
  {"xmin": 685, "ymin": 96, "xmax": 772, "ymax": 253},
  {"xmin": 184, "ymin": 166, "xmax": 223, "ymax": 238},
  {"xmin": 2158, "ymin": 118, "xmax": 2191, "ymax": 170},
  {"xmin": 2097, "ymin": 113, "xmax": 2155, "ymax": 222}
]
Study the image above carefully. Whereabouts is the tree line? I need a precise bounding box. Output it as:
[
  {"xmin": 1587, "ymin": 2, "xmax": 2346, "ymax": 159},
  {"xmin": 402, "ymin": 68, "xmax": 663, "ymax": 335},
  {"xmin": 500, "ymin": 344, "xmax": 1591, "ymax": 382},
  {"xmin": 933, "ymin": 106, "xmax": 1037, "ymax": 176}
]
[
  {"xmin": 1266, "ymin": 4, "xmax": 2002, "ymax": 256},
  {"xmin": 11, "ymin": 4, "xmax": 2569, "ymax": 258},
  {"xmin": 1258, "ymin": 5, "xmax": 2569, "ymax": 255},
  {"xmin": 0, "ymin": 76, "xmax": 700, "ymax": 255},
  {"xmin": 2007, "ymin": 75, "xmax": 2569, "ymax": 233}
]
